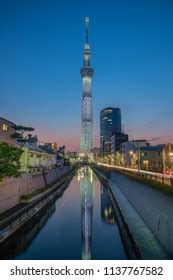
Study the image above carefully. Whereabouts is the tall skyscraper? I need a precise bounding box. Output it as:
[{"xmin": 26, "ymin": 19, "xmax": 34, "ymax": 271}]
[
  {"xmin": 100, "ymin": 107, "xmax": 122, "ymax": 155},
  {"xmin": 80, "ymin": 17, "xmax": 94, "ymax": 154}
]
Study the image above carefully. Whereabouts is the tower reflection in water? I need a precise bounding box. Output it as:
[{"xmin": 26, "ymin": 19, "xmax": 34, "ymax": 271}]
[{"xmin": 78, "ymin": 166, "xmax": 94, "ymax": 260}]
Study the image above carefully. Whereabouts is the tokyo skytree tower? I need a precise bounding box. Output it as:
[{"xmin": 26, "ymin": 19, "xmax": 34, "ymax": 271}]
[{"xmin": 80, "ymin": 17, "xmax": 94, "ymax": 154}]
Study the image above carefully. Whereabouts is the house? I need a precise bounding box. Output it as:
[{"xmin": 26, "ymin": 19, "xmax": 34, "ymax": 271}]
[
  {"xmin": 120, "ymin": 140, "xmax": 149, "ymax": 167},
  {"xmin": 140, "ymin": 144, "xmax": 173, "ymax": 174},
  {"xmin": 20, "ymin": 143, "xmax": 57, "ymax": 173},
  {"xmin": 0, "ymin": 117, "xmax": 17, "ymax": 146}
]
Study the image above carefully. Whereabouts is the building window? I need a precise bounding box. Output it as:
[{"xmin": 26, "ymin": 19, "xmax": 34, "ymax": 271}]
[{"xmin": 2, "ymin": 123, "xmax": 9, "ymax": 131}]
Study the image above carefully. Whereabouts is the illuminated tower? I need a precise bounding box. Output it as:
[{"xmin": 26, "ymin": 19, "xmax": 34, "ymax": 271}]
[{"xmin": 80, "ymin": 17, "xmax": 94, "ymax": 154}]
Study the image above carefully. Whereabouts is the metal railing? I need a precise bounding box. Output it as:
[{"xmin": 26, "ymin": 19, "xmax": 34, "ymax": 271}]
[
  {"xmin": 0, "ymin": 166, "xmax": 78, "ymax": 243},
  {"xmin": 97, "ymin": 163, "xmax": 172, "ymax": 179}
]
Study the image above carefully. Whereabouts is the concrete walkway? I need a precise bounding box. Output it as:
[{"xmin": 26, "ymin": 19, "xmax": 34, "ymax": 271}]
[
  {"xmin": 110, "ymin": 171, "xmax": 173, "ymax": 254},
  {"xmin": 108, "ymin": 179, "xmax": 169, "ymax": 259}
]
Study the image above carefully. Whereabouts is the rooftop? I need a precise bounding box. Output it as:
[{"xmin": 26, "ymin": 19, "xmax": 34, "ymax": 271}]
[
  {"xmin": 132, "ymin": 140, "xmax": 147, "ymax": 142},
  {"xmin": 24, "ymin": 142, "xmax": 47, "ymax": 153},
  {"xmin": 140, "ymin": 144, "xmax": 165, "ymax": 152},
  {"xmin": 0, "ymin": 117, "xmax": 15, "ymax": 125},
  {"xmin": 100, "ymin": 107, "xmax": 121, "ymax": 114}
]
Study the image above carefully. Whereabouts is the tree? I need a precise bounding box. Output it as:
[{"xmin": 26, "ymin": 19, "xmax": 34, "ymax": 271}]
[
  {"xmin": 165, "ymin": 154, "xmax": 172, "ymax": 169},
  {"xmin": 11, "ymin": 125, "xmax": 37, "ymax": 147},
  {"xmin": 114, "ymin": 152, "xmax": 122, "ymax": 166},
  {"xmin": 0, "ymin": 143, "xmax": 23, "ymax": 181}
]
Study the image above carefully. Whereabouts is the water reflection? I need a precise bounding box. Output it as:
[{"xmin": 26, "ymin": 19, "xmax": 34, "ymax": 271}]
[
  {"xmin": 79, "ymin": 166, "xmax": 94, "ymax": 260},
  {"xmin": 79, "ymin": 166, "xmax": 126, "ymax": 260},
  {"xmin": 0, "ymin": 181, "xmax": 69, "ymax": 260},
  {"xmin": 0, "ymin": 166, "xmax": 127, "ymax": 260},
  {"xmin": 0, "ymin": 203, "xmax": 55, "ymax": 259},
  {"xmin": 101, "ymin": 185, "xmax": 115, "ymax": 224}
]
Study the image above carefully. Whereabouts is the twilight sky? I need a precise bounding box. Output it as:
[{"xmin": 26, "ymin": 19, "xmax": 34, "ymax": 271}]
[{"xmin": 0, "ymin": 0, "xmax": 173, "ymax": 151}]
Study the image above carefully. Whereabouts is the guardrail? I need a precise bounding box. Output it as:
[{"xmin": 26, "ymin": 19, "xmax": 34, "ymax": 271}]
[
  {"xmin": 97, "ymin": 163, "xmax": 172, "ymax": 178},
  {"xmin": 97, "ymin": 163, "xmax": 173, "ymax": 187},
  {"xmin": 0, "ymin": 166, "xmax": 78, "ymax": 243}
]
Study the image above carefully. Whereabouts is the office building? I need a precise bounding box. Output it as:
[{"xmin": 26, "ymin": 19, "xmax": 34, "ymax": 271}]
[
  {"xmin": 100, "ymin": 107, "xmax": 122, "ymax": 155},
  {"xmin": 110, "ymin": 132, "xmax": 128, "ymax": 153}
]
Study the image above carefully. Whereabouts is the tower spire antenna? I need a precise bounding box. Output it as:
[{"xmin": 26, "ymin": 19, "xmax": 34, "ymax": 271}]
[{"xmin": 85, "ymin": 16, "xmax": 89, "ymax": 43}]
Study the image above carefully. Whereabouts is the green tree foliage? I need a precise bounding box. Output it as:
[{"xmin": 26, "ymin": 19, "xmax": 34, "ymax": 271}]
[
  {"xmin": 0, "ymin": 143, "xmax": 23, "ymax": 181},
  {"xmin": 11, "ymin": 125, "xmax": 37, "ymax": 147},
  {"xmin": 165, "ymin": 156, "xmax": 172, "ymax": 169}
]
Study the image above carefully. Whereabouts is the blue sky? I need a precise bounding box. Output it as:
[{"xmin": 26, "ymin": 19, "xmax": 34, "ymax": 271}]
[{"xmin": 0, "ymin": 0, "xmax": 173, "ymax": 150}]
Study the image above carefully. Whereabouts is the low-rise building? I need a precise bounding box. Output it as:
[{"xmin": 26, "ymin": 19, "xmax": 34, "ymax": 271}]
[
  {"xmin": 0, "ymin": 117, "xmax": 57, "ymax": 174},
  {"xmin": 20, "ymin": 143, "xmax": 57, "ymax": 173},
  {"xmin": 40, "ymin": 142, "xmax": 58, "ymax": 153},
  {"xmin": 66, "ymin": 151, "xmax": 78, "ymax": 158},
  {"xmin": 0, "ymin": 117, "xmax": 17, "ymax": 146},
  {"xmin": 91, "ymin": 147, "xmax": 100, "ymax": 155},
  {"xmin": 140, "ymin": 144, "xmax": 173, "ymax": 174},
  {"xmin": 120, "ymin": 140, "xmax": 149, "ymax": 167}
]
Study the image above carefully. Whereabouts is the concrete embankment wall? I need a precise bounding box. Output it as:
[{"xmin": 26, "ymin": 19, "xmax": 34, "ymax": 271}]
[
  {"xmin": 93, "ymin": 167, "xmax": 169, "ymax": 259},
  {"xmin": 136, "ymin": 172, "xmax": 173, "ymax": 186},
  {"xmin": 108, "ymin": 171, "xmax": 173, "ymax": 255},
  {"xmin": 0, "ymin": 166, "xmax": 70, "ymax": 214}
]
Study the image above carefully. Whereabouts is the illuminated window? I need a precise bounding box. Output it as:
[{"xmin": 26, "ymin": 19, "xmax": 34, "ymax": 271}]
[
  {"xmin": 104, "ymin": 110, "xmax": 112, "ymax": 113},
  {"xmin": 2, "ymin": 123, "xmax": 8, "ymax": 131}
]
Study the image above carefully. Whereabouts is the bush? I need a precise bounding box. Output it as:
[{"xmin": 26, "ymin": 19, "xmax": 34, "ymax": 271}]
[{"xmin": 0, "ymin": 143, "xmax": 23, "ymax": 181}]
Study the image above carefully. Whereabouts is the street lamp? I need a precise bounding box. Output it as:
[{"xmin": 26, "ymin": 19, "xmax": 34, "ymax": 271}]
[
  {"xmin": 129, "ymin": 151, "xmax": 133, "ymax": 167},
  {"xmin": 137, "ymin": 142, "xmax": 141, "ymax": 172}
]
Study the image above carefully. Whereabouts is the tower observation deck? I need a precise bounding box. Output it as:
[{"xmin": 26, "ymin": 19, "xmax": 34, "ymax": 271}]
[{"xmin": 80, "ymin": 17, "xmax": 94, "ymax": 154}]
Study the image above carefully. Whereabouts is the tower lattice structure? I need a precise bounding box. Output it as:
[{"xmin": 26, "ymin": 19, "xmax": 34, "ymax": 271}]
[{"xmin": 80, "ymin": 17, "xmax": 94, "ymax": 154}]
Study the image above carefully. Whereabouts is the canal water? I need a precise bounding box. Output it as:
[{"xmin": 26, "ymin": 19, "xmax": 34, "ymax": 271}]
[{"xmin": 1, "ymin": 166, "xmax": 127, "ymax": 260}]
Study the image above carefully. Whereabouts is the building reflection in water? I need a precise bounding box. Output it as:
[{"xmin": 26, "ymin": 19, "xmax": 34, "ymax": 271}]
[
  {"xmin": 101, "ymin": 185, "xmax": 115, "ymax": 224},
  {"xmin": 78, "ymin": 166, "xmax": 94, "ymax": 260}
]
